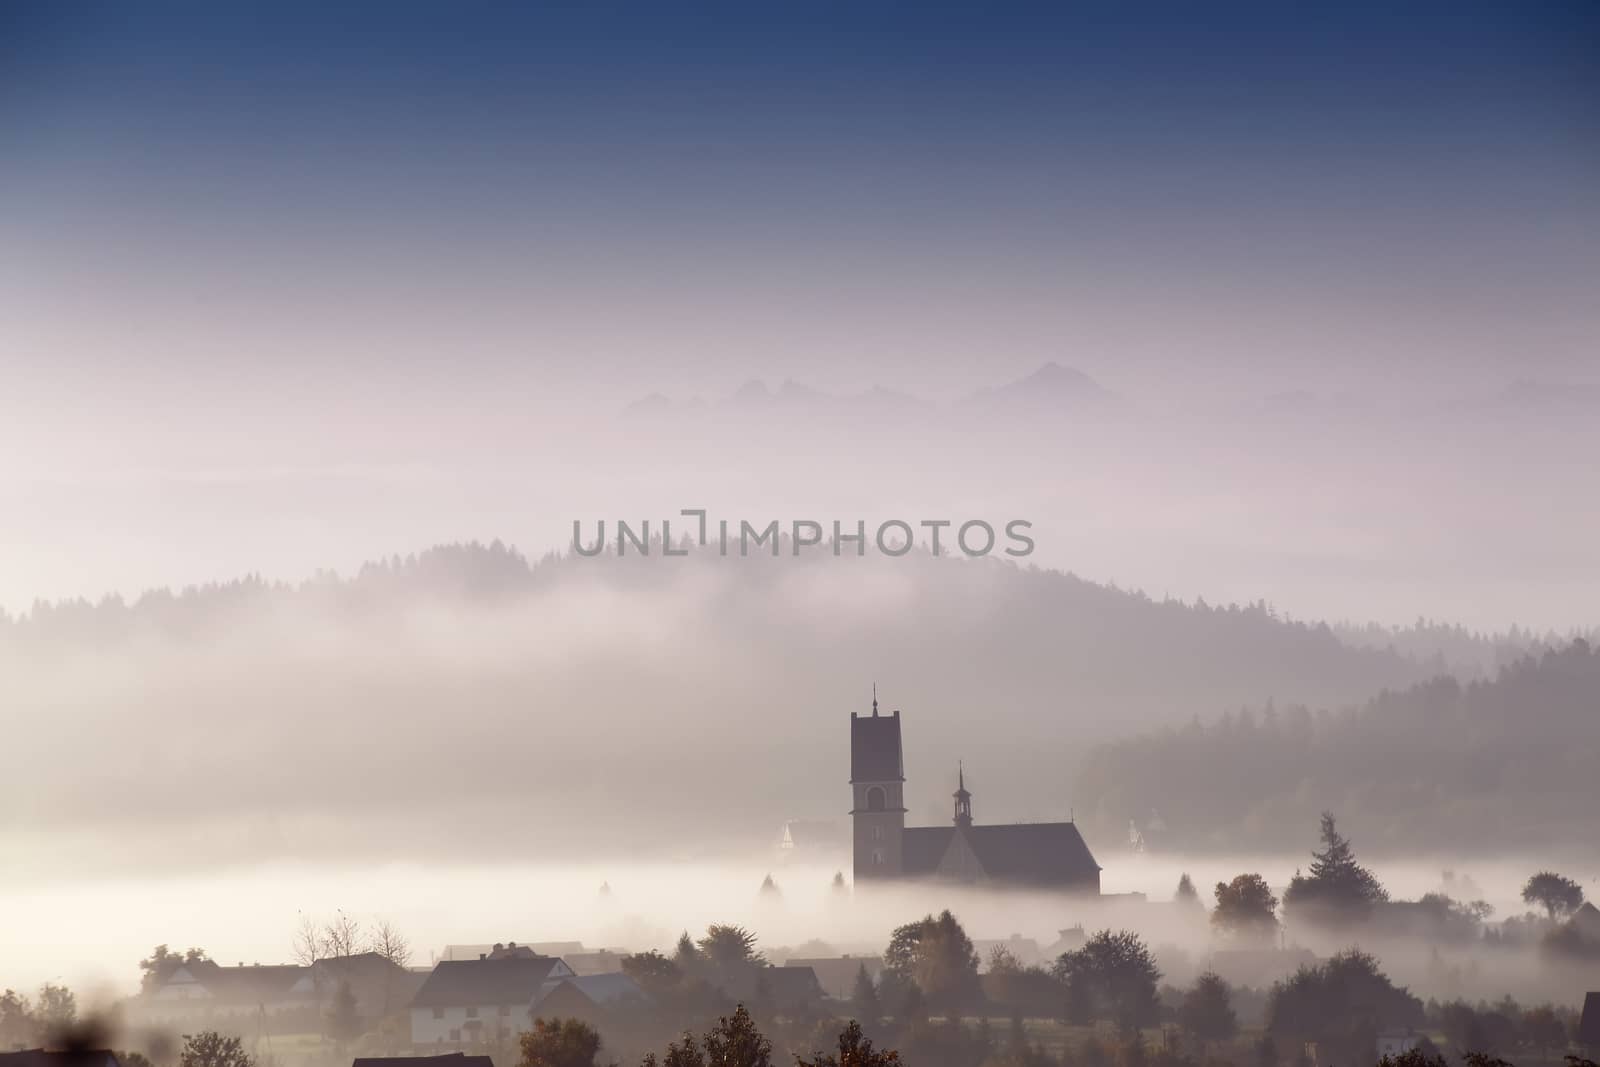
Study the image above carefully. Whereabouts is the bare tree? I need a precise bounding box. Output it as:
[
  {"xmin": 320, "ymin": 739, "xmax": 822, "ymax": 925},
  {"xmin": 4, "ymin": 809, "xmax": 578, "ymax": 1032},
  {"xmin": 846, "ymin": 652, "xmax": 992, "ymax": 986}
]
[
  {"xmin": 367, "ymin": 918, "xmax": 412, "ymax": 1015},
  {"xmin": 323, "ymin": 911, "xmax": 362, "ymax": 960},
  {"xmin": 292, "ymin": 913, "xmax": 324, "ymax": 967},
  {"xmin": 368, "ymin": 918, "xmax": 412, "ymax": 969}
]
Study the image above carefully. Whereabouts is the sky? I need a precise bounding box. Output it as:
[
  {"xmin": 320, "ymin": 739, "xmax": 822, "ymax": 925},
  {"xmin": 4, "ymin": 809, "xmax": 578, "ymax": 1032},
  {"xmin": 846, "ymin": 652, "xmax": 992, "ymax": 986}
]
[{"xmin": 1, "ymin": 2, "xmax": 1597, "ymax": 619}]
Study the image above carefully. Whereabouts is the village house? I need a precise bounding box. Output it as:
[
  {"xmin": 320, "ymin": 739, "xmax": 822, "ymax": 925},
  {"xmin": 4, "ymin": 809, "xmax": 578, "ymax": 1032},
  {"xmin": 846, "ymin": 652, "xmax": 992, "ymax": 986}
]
[
  {"xmin": 529, "ymin": 974, "xmax": 648, "ymax": 1024},
  {"xmin": 140, "ymin": 954, "xmax": 420, "ymax": 1027},
  {"xmin": 713, "ymin": 966, "xmax": 824, "ymax": 1015},
  {"xmin": 439, "ymin": 942, "xmax": 584, "ymax": 962},
  {"xmin": 142, "ymin": 960, "xmax": 314, "ymax": 1018},
  {"xmin": 410, "ymin": 955, "xmax": 574, "ymax": 1046},
  {"xmin": 298, "ymin": 953, "xmax": 425, "ymax": 1019},
  {"xmin": 781, "ymin": 956, "xmax": 882, "ymax": 1001}
]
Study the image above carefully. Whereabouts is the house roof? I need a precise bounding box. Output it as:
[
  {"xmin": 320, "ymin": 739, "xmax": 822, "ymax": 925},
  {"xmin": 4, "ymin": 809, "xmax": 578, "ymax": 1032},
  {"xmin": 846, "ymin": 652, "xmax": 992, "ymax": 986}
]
[
  {"xmin": 959, "ymin": 822, "xmax": 1101, "ymax": 885},
  {"xmin": 411, "ymin": 958, "xmax": 568, "ymax": 1008},
  {"xmin": 304, "ymin": 954, "xmax": 426, "ymax": 1016},
  {"xmin": 715, "ymin": 966, "xmax": 824, "ymax": 1005},
  {"xmin": 353, "ymin": 1055, "xmax": 495, "ymax": 1067},
  {"xmin": 1580, "ymin": 992, "xmax": 1600, "ymax": 1046},
  {"xmin": 160, "ymin": 962, "xmax": 310, "ymax": 1004},
  {"xmin": 850, "ymin": 712, "xmax": 903, "ymax": 783},
  {"xmin": 0, "ymin": 1052, "xmax": 119, "ymax": 1067},
  {"xmin": 313, "ymin": 953, "xmax": 404, "ymax": 978},
  {"xmin": 758, "ymin": 966, "xmax": 824, "ymax": 1004},
  {"xmin": 784, "ymin": 957, "xmax": 883, "ymax": 999},
  {"xmin": 532, "ymin": 974, "xmax": 645, "ymax": 1009}
]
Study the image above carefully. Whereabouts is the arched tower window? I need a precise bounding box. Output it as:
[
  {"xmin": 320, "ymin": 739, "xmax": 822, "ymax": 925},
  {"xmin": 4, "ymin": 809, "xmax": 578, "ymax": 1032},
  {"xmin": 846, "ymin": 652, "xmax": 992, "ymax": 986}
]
[{"xmin": 866, "ymin": 786, "xmax": 886, "ymax": 811}]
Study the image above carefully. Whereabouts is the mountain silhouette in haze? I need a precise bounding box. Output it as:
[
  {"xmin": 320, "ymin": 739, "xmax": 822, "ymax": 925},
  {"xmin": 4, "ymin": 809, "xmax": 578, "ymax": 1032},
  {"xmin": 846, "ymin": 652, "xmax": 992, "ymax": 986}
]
[
  {"xmin": 620, "ymin": 363, "xmax": 1119, "ymax": 422},
  {"xmin": 957, "ymin": 361, "xmax": 1124, "ymax": 416},
  {"xmin": 1477, "ymin": 379, "xmax": 1600, "ymax": 417}
]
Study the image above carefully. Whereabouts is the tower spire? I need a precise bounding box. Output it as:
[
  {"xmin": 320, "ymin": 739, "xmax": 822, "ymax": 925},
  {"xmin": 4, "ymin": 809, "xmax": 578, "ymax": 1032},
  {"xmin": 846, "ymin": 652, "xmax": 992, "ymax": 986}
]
[
  {"xmin": 953, "ymin": 761, "xmax": 973, "ymax": 828},
  {"xmin": 872, "ymin": 682, "xmax": 879, "ymax": 717}
]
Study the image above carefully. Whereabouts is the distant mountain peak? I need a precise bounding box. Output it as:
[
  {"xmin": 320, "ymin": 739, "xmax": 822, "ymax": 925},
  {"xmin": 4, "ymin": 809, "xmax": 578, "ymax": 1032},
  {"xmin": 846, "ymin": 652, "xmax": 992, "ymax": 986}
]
[
  {"xmin": 1022, "ymin": 361, "xmax": 1099, "ymax": 390},
  {"xmin": 731, "ymin": 379, "xmax": 771, "ymax": 403},
  {"xmin": 962, "ymin": 362, "xmax": 1121, "ymax": 412}
]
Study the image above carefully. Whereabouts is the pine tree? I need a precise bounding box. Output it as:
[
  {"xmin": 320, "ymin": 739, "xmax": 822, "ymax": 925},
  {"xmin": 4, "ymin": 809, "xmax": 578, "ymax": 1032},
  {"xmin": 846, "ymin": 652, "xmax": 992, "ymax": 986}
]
[
  {"xmin": 850, "ymin": 964, "xmax": 880, "ymax": 1024},
  {"xmin": 1283, "ymin": 812, "xmax": 1387, "ymax": 918}
]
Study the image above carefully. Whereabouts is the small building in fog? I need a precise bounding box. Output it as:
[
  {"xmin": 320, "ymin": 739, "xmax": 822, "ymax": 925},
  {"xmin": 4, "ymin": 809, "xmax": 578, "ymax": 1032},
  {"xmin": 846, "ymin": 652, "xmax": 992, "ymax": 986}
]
[
  {"xmin": 782, "ymin": 956, "xmax": 882, "ymax": 1000},
  {"xmin": 410, "ymin": 955, "xmax": 574, "ymax": 1046},
  {"xmin": 529, "ymin": 974, "xmax": 648, "ymax": 1024}
]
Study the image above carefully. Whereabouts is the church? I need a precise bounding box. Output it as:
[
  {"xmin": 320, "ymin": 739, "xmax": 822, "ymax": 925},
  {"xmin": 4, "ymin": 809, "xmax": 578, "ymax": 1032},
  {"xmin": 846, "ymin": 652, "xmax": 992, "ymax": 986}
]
[{"xmin": 850, "ymin": 697, "xmax": 1101, "ymax": 893}]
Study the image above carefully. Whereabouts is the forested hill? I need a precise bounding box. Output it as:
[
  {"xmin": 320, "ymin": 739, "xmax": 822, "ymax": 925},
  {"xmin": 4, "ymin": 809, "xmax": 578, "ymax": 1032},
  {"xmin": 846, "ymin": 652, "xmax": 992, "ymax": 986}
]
[
  {"xmin": 1074, "ymin": 639, "xmax": 1600, "ymax": 856},
  {"xmin": 0, "ymin": 541, "xmax": 1483, "ymax": 869},
  {"xmin": 1329, "ymin": 617, "xmax": 1600, "ymax": 679}
]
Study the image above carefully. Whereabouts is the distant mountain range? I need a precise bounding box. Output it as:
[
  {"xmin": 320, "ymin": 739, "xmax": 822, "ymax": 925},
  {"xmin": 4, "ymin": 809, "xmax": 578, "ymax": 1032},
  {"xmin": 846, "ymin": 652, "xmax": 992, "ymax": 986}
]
[
  {"xmin": 958, "ymin": 361, "xmax": 1125, "ymax": 414},
  {"xmin": 622, "ymin": 362, "xmax": 1124, "ymax": 420},
  {"xmin": 622, "ymin": 364, "xmax": 1600, "ymax": 423}
]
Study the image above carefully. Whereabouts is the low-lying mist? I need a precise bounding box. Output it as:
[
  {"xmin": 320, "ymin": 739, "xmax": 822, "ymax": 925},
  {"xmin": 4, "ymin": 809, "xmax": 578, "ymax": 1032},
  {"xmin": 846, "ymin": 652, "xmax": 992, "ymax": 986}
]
[{"xmin": 2, "ymin": 853, "xmax": 1589, "ymax": 1009}]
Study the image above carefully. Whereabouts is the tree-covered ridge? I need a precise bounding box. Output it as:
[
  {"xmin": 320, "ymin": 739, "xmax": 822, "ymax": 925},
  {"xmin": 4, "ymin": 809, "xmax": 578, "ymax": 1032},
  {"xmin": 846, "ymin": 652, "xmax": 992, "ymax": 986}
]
[
  {"xmin": 1075, "ymin": 640, "xmax": 1600, "ymax": 853},
  {"xmin": 7, "ymin": 540, "xmax": 1584, "ymax": 675},
  {"xmin": 1, "ymin": 540, "xmax": 1587, "ymax": 865},
  {"xmin": 1329, "ymin": 618, "xmax": 1600, "ymax": 680}
]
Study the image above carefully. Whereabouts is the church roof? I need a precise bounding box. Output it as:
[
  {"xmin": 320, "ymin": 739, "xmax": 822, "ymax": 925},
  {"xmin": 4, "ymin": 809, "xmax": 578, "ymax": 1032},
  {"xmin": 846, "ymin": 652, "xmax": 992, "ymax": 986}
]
[
  {"xmin": 902, "ymin": 826, "xmax": 955, "ymax": 874},
  {"xmin": 959, "ymin": 822, "xmax": 1101, "ymax": 885},
  {"xmin": 850, "ymin": 711, "xmax": 903, "ymax": 782},
  {"xmin": 900, "ymin": 821, "xmax": 1100, "ymax": 886}
]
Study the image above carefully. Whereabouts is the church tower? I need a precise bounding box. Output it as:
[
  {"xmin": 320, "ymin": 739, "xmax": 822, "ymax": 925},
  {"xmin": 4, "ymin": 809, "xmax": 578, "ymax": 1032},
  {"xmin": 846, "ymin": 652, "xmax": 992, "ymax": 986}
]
[
  {"xmin": 850, "ymin": 689, "xmax": 906, "ymax": 880},
  {"xmin": 953, "ymin": 763, "xmax": 973, "ymax": 828}
]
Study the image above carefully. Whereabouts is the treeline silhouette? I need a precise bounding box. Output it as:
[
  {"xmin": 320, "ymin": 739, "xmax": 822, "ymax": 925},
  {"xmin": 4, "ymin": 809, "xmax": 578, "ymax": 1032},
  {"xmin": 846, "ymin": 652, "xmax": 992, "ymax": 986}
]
[
  {"xmin": 1328, "ymin": 618, "xmax": 1598, "ymax": 680},
  {"xmin": 1075, "ymin": 640, "xmax": 1600, "ymax": 852},
  {"xmin": 90, "ymin": 911, "xmax": 1598, "ymax": 1067}
]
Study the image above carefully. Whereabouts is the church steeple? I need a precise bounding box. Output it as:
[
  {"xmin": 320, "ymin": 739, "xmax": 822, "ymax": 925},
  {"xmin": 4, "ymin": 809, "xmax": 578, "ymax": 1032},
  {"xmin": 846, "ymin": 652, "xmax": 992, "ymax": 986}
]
[{"xmin": 953, "ymin": 762, "xmax": 973, "ymax": 828}]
